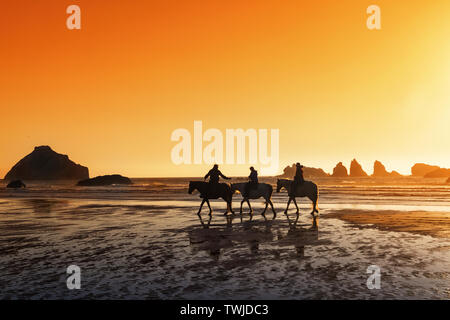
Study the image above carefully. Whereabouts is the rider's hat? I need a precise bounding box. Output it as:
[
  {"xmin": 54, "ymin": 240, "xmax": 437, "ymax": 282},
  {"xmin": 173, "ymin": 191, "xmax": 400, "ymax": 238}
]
[{"xmin": 296, "ymin": 162, "xmax": 304, "ymax": 168}]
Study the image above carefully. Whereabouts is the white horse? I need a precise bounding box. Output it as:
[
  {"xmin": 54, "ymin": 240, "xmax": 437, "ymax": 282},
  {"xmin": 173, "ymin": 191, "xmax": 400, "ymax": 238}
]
[
  {"xmin": 276, "ymin": 179, "xmax": 319, "ymax": 216},
  {"xmin": 231, "ymin": 183, "xmax": 276, "ymax": 219}
]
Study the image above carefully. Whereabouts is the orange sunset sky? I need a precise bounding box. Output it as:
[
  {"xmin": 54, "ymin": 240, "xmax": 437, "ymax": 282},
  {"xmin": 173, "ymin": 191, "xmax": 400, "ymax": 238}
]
[{"xmin": 1, "ymin": 0, "xmax": 449, "ymax": 178}]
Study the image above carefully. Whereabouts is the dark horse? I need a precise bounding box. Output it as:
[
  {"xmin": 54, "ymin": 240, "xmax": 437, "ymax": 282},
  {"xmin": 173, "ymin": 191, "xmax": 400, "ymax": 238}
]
[
  {"xmin": 276, "ymin": 179, "xmax": 319, "ymax": 216},
  {"xmin": 188, "ymin": 181, "xmax": 234, "ymax": 216}
]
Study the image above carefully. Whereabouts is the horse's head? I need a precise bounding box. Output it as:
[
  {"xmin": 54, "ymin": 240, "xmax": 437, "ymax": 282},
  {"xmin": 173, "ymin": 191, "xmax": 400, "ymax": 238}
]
[
  {"xmin": 276, "ymin": 179, "xmax": 282, "ymax": 193},
  {"xmin": 188, "ymin": 181, "xmax": 196, "ymax": 194}
]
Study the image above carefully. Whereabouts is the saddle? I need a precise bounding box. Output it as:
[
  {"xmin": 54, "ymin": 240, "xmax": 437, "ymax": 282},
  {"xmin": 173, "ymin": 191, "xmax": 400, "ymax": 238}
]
[
  {"xmin": 201, "ymin": 182, "xmax": 229, "ymax": 199},
  {"xmin": 289, "ymin": 181, "xmax": 305, "ymax": 196}
]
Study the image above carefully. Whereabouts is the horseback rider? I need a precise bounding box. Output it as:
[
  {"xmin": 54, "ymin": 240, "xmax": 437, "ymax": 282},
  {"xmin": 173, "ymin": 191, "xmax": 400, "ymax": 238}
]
[
  {"xmin": 204, "ymin": 164, "xmax": 231, "ymax": 184},
  {"xmin": 244, "ymin": 166, "xmax": 258, "ymax": 198},
  {"xmin": 290, "ymin": 163, "xmax": 305, "ymax": 195}
]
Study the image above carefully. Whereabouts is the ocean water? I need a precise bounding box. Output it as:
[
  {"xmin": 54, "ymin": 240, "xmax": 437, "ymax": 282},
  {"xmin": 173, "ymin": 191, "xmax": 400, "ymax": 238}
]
[{"xmin": 0, "ymin": 177, "xmax": 449, "ymax": 299}]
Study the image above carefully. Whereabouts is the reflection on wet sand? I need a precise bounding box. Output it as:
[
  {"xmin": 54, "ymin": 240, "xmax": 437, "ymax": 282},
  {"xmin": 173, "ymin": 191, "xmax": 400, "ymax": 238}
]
[
  {"xmin": 276, "ymin": 214, "xmax": 329, "ymax": 258},
  {"xmin": 189, "ymin": 213, "xmax": 328, "ymax": 260},
  {"xmin": 22, "ymin": 199, "xmax": 69, "ymax": 214},
  {"xmin": 1, "ymin": 195, "xmax": 450, "ymax": 299}
]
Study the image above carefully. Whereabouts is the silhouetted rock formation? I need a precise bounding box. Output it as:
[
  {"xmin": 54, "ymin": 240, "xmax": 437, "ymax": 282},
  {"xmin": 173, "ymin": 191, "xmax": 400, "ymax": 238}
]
[
  {"xmin": 6, "ymin": 180, "xmax": 26, "ymax": 188},
  {"xmin": 77, "ymin": 174, "xmax": 132, "ymax": 186},
  {"xmin": 411, "ymin": 163, "xmax": 450, "ymax": 178},
  {"xmin": 424, "ymin": 168, "xmax": 450, "ymax": 178},
  {"xmin": 280, "ymin": 164, "xmax": 329, "ymax": 178},
  {"xmin": 411, "ymin": 163, "xmax": 440, "ymax": 177},
  {"xmin": 4, "ymin": 146, "xmax": 89, "ymax": 181},
  {"xmin": 372, "ymin": 160, "xmax": 389, "ymax": 177},
  {"xmin": 390, "ymin": 170, "xmax": 403, "ymax": 177},
  {"xmin": 371, "ymin": 160, "xmax": 403, "ymax": 177},
  {"xmin": 349, "ymin": 159, "xmax": 368, "ymax": 177},
  {"xmin": 332, "ymin": 162, "xmax": 348, "ymax": 177}
]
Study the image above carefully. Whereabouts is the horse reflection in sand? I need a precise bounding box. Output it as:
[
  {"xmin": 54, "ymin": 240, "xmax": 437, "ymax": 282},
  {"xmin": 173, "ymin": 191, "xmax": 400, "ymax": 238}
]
[
  {"xmin": 188, "ymin": 214, "xmax": 274, "ymax": 260},
  {"xmin": 276, "ymin": 214, "xmax": 328, "ymax": 258},
  {"xmin": 188, "ymin": 212, "xmax": 326, "ymax": 260}
]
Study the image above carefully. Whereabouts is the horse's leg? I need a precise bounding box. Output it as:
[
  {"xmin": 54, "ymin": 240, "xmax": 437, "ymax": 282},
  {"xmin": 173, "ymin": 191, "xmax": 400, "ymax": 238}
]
[
  {"xmin": 292, "ymin": 197, "xmax": 299, "ymax": 215},
  {"xmin": 205, "ymin": 199, "xmax": 213, "ymax": 216},
  {"xmin": 229, "ymin": 196, "xmax": 234, "ymax": 215},
  {"xmin": 197, "ymin": 199, "xmax": 206, "ymax": 215},
  {"xmin": 284, "ymin": 198, "xmax": 292, "ymax": 214},
  {"xmin": 223, "ymin": 200, "xmax": 229, "ymax": 215},
  {"xmin": 221, "ymin": 196, "xmax": 230, "ymax": 215},
  {"xmin": 262, "ymin": 199, "xmax": 268, "ymax": 216},
  {"xmin": 269, "ymin": 199, "xmax": 276, "ymax": 219},
  {"xmin": 313, "ymin": 193, "xmax": 319, "ymax": 215},
  {"xmin": 312, "ymin": 215, "xmax": 318, "ymax": 229},
  {"xmin": 197, "ymin": 212, "xmax": 205, "ymax": 228},
  {"xmin": 246, "ymin": 199, "xmax": 253, "ymax": 215},
  {"xmin": 285, "ymin": 210, "xmax": 293, "ymax": 227},
  {"xmin": 240, "ymin": 199, "xmax": 244, "ymax": 214},
  {"xmin": 310, "ymin": 197, "xmax": 318, "ymax": 217},
  {"xmin": 294, "ymin": 213, "xmax": 300, "ymax": 225},
  {"xmin": 307, "ymin": 193, "xmax": 319, "ymax": 217}
]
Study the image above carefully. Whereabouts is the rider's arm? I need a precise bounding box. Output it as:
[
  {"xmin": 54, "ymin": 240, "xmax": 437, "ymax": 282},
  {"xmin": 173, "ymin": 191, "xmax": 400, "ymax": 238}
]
[
  {"xmin": 204, "ymin": 171, "xmax": 211, "ymax": 180},
  {"xmin": 219, "ymin": 171, "xmax": 231, "ymax": 180}
]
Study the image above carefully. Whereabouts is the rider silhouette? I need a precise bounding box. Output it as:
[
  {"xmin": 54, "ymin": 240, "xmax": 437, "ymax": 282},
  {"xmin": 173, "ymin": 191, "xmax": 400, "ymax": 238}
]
[
  {"xmin": 244, "ymin": 166, "xmax": 258, "ymax": 197},
  {"xmin": 204, "ymin": 164, "xmax": 231, "ymax": 184},
  {"xmin": 290, "ymin": 163, "xmax": 305, "ymax": 195}
]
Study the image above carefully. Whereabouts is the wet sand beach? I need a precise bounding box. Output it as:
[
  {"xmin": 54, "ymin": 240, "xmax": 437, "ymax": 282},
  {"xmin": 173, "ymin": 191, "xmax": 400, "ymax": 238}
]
[
  {"xmin": 327, "ymin": 210, "xmax": 450, "ymax": 239},
  {"xmin": 0, "ymin": 178, "xmax": 449, "ymax": 299}
]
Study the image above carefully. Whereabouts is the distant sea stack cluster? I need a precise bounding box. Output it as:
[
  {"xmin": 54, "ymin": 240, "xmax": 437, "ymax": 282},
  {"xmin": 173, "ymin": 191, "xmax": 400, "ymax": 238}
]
[
  {"xmin": 3, "ymin": 146, "xmax": 132, "ymax": 187},
  {"xmin": 281, "ymin": 159, "xmax": 450, "ymax": 180},
  {"xmin": 3, "ymin": 146, "xmax": 449, "ymax": 186}
]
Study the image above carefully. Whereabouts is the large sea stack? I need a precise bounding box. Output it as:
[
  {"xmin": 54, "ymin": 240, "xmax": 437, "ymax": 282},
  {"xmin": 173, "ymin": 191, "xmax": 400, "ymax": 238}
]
[
  {"xmin": 331, "ymin": 162, "xmax": 348, "ymax": 177},
  {"xmin": 4, "ymin": 146, "xmax": 89, "ymax": 181},
  {"xmin": 349, "ymin": 159, "xmax": 368, "ymax": 177}
]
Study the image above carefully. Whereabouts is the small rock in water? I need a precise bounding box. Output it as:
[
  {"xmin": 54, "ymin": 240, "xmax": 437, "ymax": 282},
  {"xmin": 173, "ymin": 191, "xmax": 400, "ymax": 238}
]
[
  {"xmin": 6, "ymin": 180, "xmax": 26, "ymax": 188},
  {"xmin": 77, "ymin": 174, "xmax": 132, "ymax": 186}
]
